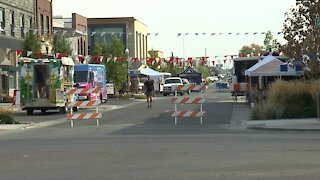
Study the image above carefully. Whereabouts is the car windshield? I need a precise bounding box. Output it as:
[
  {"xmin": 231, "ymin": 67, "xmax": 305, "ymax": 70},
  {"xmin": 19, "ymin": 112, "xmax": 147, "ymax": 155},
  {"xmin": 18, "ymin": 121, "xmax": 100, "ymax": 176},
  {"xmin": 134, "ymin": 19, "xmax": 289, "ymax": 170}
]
[
  {"xmin": 74, "ymin": 71, "xmax": 88, "ymax": 83},
  {"xmin": 165, "ymin": 79, "xmax": 181, "ymax": 84}
]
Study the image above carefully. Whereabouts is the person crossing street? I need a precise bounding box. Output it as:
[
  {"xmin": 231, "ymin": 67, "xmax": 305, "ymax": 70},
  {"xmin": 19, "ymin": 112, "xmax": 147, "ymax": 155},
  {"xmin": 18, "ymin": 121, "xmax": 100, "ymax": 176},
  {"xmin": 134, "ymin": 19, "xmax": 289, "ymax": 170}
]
[{"xmin": 144, "ymin": 76, "xmax": 154, "ymax": 108}]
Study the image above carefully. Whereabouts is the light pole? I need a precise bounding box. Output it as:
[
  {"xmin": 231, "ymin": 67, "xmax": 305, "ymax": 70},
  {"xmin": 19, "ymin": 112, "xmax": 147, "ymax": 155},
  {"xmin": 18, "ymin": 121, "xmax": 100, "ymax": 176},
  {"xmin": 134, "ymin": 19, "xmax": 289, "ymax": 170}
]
[{"xmin": 125, "ymin": 48, "xmax": 129, "ymax": 92}]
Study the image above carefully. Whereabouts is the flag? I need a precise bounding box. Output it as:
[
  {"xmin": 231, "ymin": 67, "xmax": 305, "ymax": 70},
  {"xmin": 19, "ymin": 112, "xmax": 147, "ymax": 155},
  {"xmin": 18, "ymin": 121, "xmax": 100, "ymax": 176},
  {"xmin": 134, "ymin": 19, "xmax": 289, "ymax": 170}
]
[
  {"xmin": 223, "ymin": 59, "xmax": 226, "ymax": 64},
  {"xmin": 169, "ymin": 57, "xmax": 174, "ymax": 64},
  {"xmin": 27, "ymin": 51, "xmax": 32, "ymax": 57},
  {"xmin": 175, "ymin": 57, "xmax": 179, "ymax": 64},
  {"xmin": 187, "ymin": 57, "xmax": 192, "ymax": 61},
  {"xmin": 212, "ymin": 61, "xmax": 215, "ymax": 65},
  {"xmin": 57, "ymin": 53, "xmax": 63, "ymax": 59},
  {"xmin": 16, "ymin": 49, "xmax": 22, "ymax": 57},
  {"xmin": 36, "ymin": 52, "xmax": 41, "ymax": 59},
  {"xmin": 78, "ymin": 55, "xmax": 83, "ymax": 63},
  {"xmin": 117, "ymin": 57, "xmax": 125, "ymax": 62}
]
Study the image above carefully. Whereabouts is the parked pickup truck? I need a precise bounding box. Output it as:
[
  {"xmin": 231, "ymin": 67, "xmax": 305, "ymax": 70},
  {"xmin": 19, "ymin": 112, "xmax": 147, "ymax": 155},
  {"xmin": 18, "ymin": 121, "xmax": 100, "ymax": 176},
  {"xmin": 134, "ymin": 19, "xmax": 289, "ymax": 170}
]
[{"xmin": 163, "ymin": 77, "xmax": 184, "ymax": 96}]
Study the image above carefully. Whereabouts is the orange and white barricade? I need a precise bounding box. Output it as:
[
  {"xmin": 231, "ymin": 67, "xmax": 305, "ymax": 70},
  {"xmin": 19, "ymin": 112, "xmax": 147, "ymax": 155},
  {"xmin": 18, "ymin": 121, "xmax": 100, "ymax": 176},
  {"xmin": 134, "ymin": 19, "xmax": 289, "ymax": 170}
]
[
  {"xmin": 66, "ymin": 88, "xmax": 102, "ymax": 127},
  {"xmin": 172, "ymin": 84, "xmax": 207, "ymax": 125}
]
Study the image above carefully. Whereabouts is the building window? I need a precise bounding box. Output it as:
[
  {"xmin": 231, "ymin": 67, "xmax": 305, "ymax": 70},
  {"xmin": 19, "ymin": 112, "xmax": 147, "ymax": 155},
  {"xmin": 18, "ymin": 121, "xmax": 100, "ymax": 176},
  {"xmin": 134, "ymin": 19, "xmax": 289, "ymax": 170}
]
[
  {"xmin": 29, "ymin": 16, "xmax": 32, "ymax": 28},
  {"xmin": 46, "ymin": 16, "xmax": 49, "ymax": 34},
  {"xmin": 40, "ymin": 14, "xmax": 44, "ymax": 35},
  {"xmin": 136, "ymin": 31, "xmax": 138, "ymax": 58},
  {"xmin": 20, "ymin": 14, "xmax": 24, "ymax": 38},
  {"xmin": 10, "ymin": 11, "xmax": 15, "ymax": 36},
  {"xmin": 0, "ymin": 8, "xmax": 5, "ymax": 34}
]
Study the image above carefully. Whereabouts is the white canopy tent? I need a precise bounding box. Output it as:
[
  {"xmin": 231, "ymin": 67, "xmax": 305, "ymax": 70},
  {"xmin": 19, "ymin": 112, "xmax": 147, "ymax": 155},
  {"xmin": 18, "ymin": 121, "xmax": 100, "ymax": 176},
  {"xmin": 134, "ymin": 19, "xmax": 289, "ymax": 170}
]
[
  {"xmin": 140, "ymin": 67, "xmax": 162, "ymax": 76},
  {"xmin": 245, "ymin": 55, "xmax": 298, "ymax": 77},
  {"xmin": 244, "ymin": 55, "xmax": 301, "ymax": 91}
]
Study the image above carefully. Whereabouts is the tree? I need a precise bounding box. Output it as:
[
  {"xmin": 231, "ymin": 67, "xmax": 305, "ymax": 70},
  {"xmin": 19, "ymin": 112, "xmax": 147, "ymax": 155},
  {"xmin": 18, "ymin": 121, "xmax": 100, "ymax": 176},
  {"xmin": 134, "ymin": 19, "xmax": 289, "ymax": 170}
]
[
  {"xmin": 148, "ymin": 49, "xmax": 159, "ymax": 70},
  {"xmin": 239, "ymin": 43, "xmax": 264, "ymax": 55},
  {"xmin": 22, "ymin": 29, "xmax": 41, "ymax": 58},
  {"xmin": 101, "ymin": 36, "xmax": 127, "ymax": 92},
  {"xmin": 282, "ymin": 1, "xmax": 320, "ymax": 79},
  {"xmin": 264, "ymin": 31, "xmax": 281, "ymax": 52},
  {"xmin": 53, "ymin": 33, "xmax": 72, "ymax": 55},
  {"xmin": 196, "ymin": 66, "xmax": 211, "ymax": 79}
]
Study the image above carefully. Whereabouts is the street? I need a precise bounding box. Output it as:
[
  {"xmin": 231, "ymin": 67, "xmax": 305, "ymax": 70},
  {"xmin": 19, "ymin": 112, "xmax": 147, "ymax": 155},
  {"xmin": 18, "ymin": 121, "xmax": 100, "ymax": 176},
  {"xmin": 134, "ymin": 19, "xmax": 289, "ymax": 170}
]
[{"xmin": 1, "ymin": 85, "xmax": 320, "ymax": 179}]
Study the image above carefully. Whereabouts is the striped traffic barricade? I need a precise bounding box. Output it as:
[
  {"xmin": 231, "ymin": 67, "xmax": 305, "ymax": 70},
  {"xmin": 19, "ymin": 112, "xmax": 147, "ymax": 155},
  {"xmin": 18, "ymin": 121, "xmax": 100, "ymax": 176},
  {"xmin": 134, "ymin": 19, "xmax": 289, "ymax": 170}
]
[
  {"xmin": 172, "ymin": 84, "xmax": 206, "ymax": 125},
  {"xmin": 67, "ymin": 88, "xmax": 102, "ymax": 127}
]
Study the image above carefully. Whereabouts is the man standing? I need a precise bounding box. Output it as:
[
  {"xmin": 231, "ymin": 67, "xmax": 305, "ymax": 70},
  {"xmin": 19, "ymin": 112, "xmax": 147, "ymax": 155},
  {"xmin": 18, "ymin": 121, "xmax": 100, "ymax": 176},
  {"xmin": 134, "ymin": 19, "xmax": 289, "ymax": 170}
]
[{"xmin": 144, "ymin": 76, "xmax": 154, "ymax": 108}]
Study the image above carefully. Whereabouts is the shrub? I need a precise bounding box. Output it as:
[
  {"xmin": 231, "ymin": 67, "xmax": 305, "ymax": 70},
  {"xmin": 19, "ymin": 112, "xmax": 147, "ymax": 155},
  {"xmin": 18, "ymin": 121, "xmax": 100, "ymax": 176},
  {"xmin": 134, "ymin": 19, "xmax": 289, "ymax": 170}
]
[
  {"xmin": 0, "ymin": 107, "xmax": 15, "ymax": 124},
  {"xmin": 251, "ymin": 100, "xmax": 284, "ymax": 120},
  {"xmin": 252, "ymin": 80, "xmax": 319, "ymax": 120},
  {"xmin": 133, "ymin": 94, "xmax": 147, "ymax": 99}
]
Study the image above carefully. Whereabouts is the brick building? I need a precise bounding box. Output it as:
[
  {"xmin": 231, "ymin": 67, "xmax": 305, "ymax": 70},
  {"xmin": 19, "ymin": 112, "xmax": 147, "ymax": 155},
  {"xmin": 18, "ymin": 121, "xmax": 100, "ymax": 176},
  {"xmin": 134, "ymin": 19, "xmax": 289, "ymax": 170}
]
[
  {"xmin": 53, "ymin": 13, "xmax": 88, "ymax": 58},
  {"xmin": 0, "ymin": 0, "xmax": 35, "ymax": 99}
]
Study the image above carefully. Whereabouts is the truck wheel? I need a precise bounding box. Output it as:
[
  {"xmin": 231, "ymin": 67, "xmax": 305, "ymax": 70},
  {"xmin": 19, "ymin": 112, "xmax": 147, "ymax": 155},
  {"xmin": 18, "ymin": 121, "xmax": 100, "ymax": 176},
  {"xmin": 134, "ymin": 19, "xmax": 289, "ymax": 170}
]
[
  {"xmin": 27, "ymin": 109, "xmax": 33, "ymax": 115},
  {"xmin": 41, "ymin": 109, "xmax": 46, "ymax": 114},
  {"xmin": 59, "ymin": 107, "xmax": 67, "ymax": 114}
]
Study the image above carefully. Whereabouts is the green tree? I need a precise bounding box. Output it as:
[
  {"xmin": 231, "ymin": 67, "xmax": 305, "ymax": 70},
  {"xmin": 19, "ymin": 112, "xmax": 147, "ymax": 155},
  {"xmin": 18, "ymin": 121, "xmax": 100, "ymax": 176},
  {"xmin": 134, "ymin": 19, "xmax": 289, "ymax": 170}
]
[
  {"xmin": 158, "ymin": 64, "xmax": 183, "ymax": 76},
  {"xmin": 196, "ymin": 66, "xmax": 211, "ymax": 79},
  {"xmin": 101, "ymin": 36, "xmax": 127, "ymax": 92},
  {"xmin": 239, "ymin": 43, "xmax": 264, "ymax": 55},
  {"xmin": 22, "ymin": 29, "xmax": 41, "ymax": 58},
  {"xmin": 282, "ymin": 1, "xmax": 320, "ymax": 79},
  {"xmin": 148, "ymin": 49, "xmax": 159, "ymax": 70},
  {"xmin": 264, "ymin": 30, "xmax": 281, "ymax": 52},
  {"xmin": 53, "ymin": 33, "xmax": 72, "ymax": 55}
]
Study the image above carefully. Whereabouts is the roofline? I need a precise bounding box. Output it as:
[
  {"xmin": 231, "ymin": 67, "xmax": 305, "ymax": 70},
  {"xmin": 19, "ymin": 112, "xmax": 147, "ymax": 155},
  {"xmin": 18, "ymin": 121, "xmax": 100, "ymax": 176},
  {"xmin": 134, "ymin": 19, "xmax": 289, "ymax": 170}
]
[{"xmin": 88, "ymin": 17, "xmax": 147, "ymax": 27}]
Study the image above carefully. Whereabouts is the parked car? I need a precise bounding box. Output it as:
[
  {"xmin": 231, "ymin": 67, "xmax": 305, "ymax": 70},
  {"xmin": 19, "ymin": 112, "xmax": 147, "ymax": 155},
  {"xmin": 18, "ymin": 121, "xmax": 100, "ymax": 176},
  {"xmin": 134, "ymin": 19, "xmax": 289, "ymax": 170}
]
[
  {"xmin": 162, "ymin": 77, "xmax": 184, "ymax": 96},
  {"xmin": 207, "ymin": 76, "xmax": 219, "ymax": 82}
]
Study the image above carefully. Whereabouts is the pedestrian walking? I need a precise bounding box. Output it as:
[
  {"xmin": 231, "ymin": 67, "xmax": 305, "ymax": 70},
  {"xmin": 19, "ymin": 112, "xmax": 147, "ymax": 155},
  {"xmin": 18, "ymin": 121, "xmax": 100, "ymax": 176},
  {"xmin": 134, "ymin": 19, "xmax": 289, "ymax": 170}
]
[{"xmin": 144, "ymin": 76, "xmax": 154, "ymax": 108}]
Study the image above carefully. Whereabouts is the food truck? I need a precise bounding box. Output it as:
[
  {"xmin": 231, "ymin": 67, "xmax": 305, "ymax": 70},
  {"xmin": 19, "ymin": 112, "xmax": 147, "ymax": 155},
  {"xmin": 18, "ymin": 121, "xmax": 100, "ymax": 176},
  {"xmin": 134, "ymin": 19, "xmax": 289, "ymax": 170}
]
[
  {"xmin": 19, "ymin": 57, "xmax": 74, "ymax": 115},
  {"xmin": 74, "ymin": 64, "xmax": 107, "ymax": 102}
]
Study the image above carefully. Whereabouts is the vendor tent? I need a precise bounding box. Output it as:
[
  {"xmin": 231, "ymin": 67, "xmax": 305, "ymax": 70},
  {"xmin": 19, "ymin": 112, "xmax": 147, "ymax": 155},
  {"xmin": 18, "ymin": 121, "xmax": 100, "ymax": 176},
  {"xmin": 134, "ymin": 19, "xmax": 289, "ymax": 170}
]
[
  {"xmin": 245, "ymin": 55, "xmax": 298, "ymax": 77},
  {"xmin": 177, "ymin": 66, "xmax": 202, "ymax": 84},
  {"xmin": 140, "ymin": 67, "xmax": 162, "ymax": 76}
]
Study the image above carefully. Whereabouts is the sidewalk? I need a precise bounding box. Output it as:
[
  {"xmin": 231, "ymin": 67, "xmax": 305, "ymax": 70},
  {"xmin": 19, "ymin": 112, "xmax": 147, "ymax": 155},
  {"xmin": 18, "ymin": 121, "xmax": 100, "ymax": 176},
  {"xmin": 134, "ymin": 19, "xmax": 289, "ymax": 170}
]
[
  {"xmin": 0, "ymin": 98, "xmax": 144, "ymax": 132},
  {"xmin": 232, "ymin": 101, "xmax": 320, "ymax": 130}
]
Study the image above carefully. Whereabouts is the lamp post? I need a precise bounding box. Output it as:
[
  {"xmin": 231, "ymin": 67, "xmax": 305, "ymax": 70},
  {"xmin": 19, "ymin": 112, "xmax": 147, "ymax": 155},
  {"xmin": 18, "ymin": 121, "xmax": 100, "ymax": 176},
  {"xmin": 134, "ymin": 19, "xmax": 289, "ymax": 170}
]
[{"xmin": 125, "ymin": 48, "xmax": 129, "ymax": 92}]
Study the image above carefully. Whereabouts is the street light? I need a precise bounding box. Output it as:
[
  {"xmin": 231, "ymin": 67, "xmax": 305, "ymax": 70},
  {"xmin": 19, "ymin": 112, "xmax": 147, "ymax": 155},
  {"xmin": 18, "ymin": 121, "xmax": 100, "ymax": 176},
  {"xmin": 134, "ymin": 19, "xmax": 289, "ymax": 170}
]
[{"xmin": 125, "ymin": 48, "xmax": 129, "ymax": 92}]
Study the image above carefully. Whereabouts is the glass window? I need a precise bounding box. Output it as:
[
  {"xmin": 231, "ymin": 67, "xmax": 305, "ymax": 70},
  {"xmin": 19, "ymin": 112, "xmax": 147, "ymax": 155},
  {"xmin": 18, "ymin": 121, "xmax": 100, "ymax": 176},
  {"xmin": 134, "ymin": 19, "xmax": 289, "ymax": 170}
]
[
  {"xmin": 0, "ymin": 8, "xmax": 4, "ymax": 34},
  {"xmin": 10, "ymin": 11, "xmax": 14, "ymax": 25},
  {"xmin": 0, "ymin": 8, "xmax": 3, "ymax": 23},
  {"xmin": 20, "ymin": 14, "xmax": 24, "ymax": 37},
  {"xmin": 74, "ymin": 71, "xmax": 88, "ymax": 83},
  {"xmin": 29, "ymin": 16, "xmax": 32, "ymax": 28},
  {"xmin": 40, "ymin": 14, "xmax": 44, "ymax": 35},
  {"xmin": 20, "ymin": 14, "xmax": 24, "ymax": 27},
  {"xmin": 46, "ymin": 16, "xmax": 49, "ymax": 33}
]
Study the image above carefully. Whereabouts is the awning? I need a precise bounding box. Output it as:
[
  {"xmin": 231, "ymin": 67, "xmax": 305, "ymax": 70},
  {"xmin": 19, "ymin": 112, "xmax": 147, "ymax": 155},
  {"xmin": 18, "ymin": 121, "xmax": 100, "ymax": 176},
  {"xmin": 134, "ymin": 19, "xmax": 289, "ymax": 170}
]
[
  {"xmin": 140, "ymin": 67, "xmax": 162, "ymax": 76},
  {"xmin": 61, "ymin": 57, "xmax": 74, "ymax": 66}
]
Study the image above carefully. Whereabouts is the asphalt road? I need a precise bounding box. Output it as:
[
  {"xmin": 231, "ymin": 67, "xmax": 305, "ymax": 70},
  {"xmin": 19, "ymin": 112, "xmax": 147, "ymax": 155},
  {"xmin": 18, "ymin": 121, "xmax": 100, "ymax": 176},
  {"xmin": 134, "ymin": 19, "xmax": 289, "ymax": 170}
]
[{"xmin": 1, "ymin": 85, "xmax": 320, "ymax": 179}]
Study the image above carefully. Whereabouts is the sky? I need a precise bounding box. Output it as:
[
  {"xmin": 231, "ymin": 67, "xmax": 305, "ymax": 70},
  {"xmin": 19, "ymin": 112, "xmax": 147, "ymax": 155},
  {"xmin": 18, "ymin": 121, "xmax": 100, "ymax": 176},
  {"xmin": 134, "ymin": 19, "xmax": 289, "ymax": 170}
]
[{"xmin": 53, "ymin": 0, "xmax": 296, "ymax": 61}]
